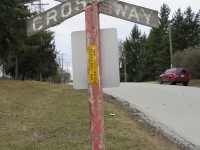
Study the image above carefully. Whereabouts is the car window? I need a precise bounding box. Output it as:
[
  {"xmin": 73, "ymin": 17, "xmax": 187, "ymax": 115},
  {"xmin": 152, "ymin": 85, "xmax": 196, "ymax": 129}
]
[
  {"xmin": 165, "ymin": 70, "xmax": 169, "ymax": 74},
  {"xmin": 176, "ymin": 68, "xmax": 188, "ymax": 74},
  {"xmin": 169, "ymin": 69, "xmax": 174, "ymax": 74}
]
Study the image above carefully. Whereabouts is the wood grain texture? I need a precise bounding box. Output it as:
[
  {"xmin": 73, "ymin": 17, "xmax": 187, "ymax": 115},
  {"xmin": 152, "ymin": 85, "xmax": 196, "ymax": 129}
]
[
  {"xmin": 99, "ymin": 0, "xmax": 159, "ymax": 28},
  {"xmin": 27, "ymin": 0, "xmax": 105, "ymax": 37}
]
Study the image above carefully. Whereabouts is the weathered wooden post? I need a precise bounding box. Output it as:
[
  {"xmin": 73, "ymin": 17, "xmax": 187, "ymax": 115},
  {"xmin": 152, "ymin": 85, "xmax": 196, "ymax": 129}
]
[
  {"xmin": 85, "ymin": 3, "xmax": 105, "ymax": 150},
  {"xmin": 27, "ymin": 1, "xmax": 158, "ymax": 149}
]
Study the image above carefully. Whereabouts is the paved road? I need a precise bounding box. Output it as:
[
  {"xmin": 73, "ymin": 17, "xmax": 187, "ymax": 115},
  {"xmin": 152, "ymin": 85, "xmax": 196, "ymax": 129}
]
[{"xmin": 103, "ymin": 83, "xmax": 200, "ymax": 149}]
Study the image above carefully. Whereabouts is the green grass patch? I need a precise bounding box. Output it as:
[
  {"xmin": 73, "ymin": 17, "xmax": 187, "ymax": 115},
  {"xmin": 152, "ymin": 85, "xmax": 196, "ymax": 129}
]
[{"xmin": 0, "ymin": 80, "xmax": 179, "ymax": 149}]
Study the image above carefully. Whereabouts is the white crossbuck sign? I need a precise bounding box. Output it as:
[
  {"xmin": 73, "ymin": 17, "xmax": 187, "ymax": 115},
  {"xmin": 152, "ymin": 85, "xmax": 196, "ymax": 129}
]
[{"xmin": 27, "ymin": 0, "xmax": 158, "ymax": 37}]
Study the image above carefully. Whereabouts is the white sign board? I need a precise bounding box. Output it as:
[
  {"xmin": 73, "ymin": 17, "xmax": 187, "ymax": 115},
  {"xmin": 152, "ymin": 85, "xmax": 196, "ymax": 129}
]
[
  {"xmin": 99, "ymin": 0, "xmax": 159, "ymax": 28},
  {"xmin": 71, "ymin": 28, "xmax": 120, "ymax": 89},
  {"xmin": 27, "ymin": 0, "xmax": 105, "ymax": 37}
]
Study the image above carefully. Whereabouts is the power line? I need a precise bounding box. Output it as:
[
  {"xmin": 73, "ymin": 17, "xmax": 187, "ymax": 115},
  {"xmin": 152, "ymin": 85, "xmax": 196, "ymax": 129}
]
[{"xmin": 31, "ymin": 0, "xmax": 48, "ymax": 13}]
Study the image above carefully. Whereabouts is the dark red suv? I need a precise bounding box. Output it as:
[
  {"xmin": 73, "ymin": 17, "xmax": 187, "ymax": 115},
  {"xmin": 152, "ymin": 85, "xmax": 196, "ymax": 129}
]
[{"xmin": 159, "ymin": 68, "xmax": 190, "ymax": 86}]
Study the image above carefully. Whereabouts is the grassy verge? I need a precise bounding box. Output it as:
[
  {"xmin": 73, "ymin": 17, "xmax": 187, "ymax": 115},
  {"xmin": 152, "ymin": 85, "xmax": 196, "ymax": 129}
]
[
  {"xmin": 189, "ymin": 79, "xmax": 200, "ymax": 87},
  {"xmin": 0, "ymin": 80, "xmax": 179, "ymax": 150}
]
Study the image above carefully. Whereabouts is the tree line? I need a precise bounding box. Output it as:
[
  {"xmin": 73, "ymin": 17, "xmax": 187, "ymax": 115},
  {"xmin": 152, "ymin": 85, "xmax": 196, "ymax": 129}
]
[
  {"xmin": 0, "ymin": 0, "xmax": 69, "ymax": 82},
  {"xmin": 120, "ymin": 4, "xmax": 200, "ymax": 82},
  {"xmin": 1, "ymin": 1, "xmax": 199, "ymax": 82}
]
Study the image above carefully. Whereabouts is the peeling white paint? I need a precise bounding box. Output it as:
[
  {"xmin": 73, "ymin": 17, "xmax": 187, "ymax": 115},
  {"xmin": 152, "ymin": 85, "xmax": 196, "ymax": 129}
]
[
  {"xmin": 99, "ymin": 1, "xmax": 159, "ymax": 28},
  {"xmin": 33, "ymin": 16, "xmax": 43, "ymax": 31},
  {"xmin": 128, "ymin": 6, "xmax": 139, "ymax": 21},
  {"xmin": 141, "ymin": 9, "xmax": 152, "ymax": 24},
  {"xmin": 46, "ymin": 10, "xmax": 58, "ymax": 26},
  {"xmin": 115, "ymin": 4, "xmax": 128, "ymax": 17},
  {"xmin": 61, "ymin": 2, "xmax": 72, "ymax": 18},
  {"xmin": 75, "ymin": 0, "xmax": 87, "ymax": 10}
]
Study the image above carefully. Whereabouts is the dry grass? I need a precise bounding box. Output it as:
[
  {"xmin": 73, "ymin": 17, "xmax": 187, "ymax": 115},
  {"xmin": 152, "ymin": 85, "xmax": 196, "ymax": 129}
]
[
  {"xmin": 189, "ymin": 79, "xmax": 200, "ymax": 87},
  {"xmin": 104, "ymin": 95, "xmax": 179, "ymax": 150},
  {"xmin": 0, "ymin": 80, "xmax": 179, "ymax": 150}
]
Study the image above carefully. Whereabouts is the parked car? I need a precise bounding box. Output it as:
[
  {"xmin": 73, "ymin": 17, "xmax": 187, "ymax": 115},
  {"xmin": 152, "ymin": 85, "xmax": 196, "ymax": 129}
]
[{"xmin": 159, "ymin": 68, "xmax": 190, "ymax": 86}]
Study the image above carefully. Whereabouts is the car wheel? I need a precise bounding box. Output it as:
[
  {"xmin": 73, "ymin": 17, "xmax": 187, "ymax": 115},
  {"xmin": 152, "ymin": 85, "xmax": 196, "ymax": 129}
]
[
  {"xmin": 169, "ymin": 78, "xmax": 174, "ymax": 85},
  {"xmin": 183, "ymin": 82, "xmax": 188, "ymax": 86},
  {"xmin": 159, "ymin": 78, "xmax": 163, "ymax": 84}
]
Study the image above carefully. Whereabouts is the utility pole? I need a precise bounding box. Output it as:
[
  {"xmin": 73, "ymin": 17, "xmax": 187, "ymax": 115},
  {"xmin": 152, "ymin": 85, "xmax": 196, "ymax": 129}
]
[
  {"xmin": 31, "ymin": 0, "xmax": 49, "ymax": 13},
  {"xmin": 66, "ymin": 62, "xmax": 69, "ymax": 73},
  {"xmin": 169, "ymin": 24, "xmax": 173, "ymax": 68},
  {"xmin": 66, "ymin": 62, "xmax": 71, "ymax": 83},
  {"xmin": 61, "ymin": 54, "xmax": 64, "ymax": 83},
  {"xmin": 124, "ymin": 50, "xmax": 127, "ymax": 82},
  {"xmin": 58, "ymin": 54, "xmax": 66, "ymax": 83}
]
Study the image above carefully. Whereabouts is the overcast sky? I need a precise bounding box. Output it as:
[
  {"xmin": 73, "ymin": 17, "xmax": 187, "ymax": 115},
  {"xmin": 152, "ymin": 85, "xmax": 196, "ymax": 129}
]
[{"xmin": 32, "ymin": 0, "xmax": 200, "ymax": 75}]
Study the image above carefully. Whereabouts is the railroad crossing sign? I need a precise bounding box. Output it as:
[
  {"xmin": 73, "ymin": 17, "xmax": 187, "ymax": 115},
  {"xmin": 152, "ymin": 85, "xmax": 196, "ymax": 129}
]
[
  {"xmin": 27, "ymin": 1, "xmax": 158, "ymax": 150},
  {"xmin": 99, "ymin": 0, "xmax": 158, "ymax": 28},
  {"xmin": 27, "ymin": 0, "xmax": 158, "ymax": 37},
  {"xmin": 27, "ymin": 0, "xmax": 105, "ymax": 37}
]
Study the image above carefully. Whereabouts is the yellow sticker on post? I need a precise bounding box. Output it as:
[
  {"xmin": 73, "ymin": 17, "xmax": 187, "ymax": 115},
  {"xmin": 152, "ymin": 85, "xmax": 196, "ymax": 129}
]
[{"xmin": 88, "ymin": 45, "xmax": 99, "ymax": 84}]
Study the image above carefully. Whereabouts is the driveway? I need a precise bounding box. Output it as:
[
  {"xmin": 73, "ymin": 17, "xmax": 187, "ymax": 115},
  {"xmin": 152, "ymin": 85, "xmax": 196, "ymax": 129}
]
[{"xmin": 103, "ymin": 83, "xmax": 200, "ymax": 150}]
